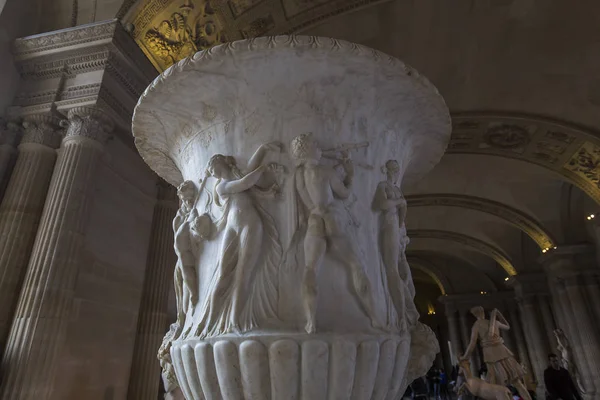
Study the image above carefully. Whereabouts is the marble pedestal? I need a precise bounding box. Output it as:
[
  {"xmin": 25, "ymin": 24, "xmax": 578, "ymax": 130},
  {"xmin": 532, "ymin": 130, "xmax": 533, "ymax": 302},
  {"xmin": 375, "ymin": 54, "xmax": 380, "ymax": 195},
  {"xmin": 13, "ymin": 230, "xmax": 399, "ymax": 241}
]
[{"xmin": 133, "ymin": 36, "xmax": 450, "ymax": 399}]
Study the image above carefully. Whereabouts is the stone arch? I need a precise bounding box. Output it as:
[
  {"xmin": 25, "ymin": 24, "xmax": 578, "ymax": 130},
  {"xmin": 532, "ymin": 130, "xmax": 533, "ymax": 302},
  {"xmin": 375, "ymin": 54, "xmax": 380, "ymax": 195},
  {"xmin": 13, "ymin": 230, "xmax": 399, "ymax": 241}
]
[
  {"xmin": 407, "ymin": 257, "xmax": 450, "ymax": 295},
  {"xmin": 406, "ymin": 193, "xmax": 557, "ymax": 250},
  {"xmin": 407, "ymin": 229, "xmax": 517, "ymax": 276}
]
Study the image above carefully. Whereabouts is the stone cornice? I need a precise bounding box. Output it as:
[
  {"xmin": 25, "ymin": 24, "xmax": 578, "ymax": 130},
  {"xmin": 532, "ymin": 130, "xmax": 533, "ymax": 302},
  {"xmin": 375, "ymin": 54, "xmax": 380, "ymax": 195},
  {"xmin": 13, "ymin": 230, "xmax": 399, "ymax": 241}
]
[
  {"xmin": 537, "ymin": 243, "xmax": 594, "ymax": 265},
  {"xmin": 9, "ymin": 19, "xmax": 157, "ymax": 136}
]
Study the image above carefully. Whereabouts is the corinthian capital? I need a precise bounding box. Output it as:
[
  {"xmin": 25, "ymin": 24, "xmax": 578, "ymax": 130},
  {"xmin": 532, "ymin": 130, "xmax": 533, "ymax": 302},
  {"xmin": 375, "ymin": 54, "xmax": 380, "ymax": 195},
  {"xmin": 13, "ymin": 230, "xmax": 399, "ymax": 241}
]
[
  {"xmin": 62, "ymin": 107, "xmax": 114, "ymax": 145},
  {"xmin": 21, "ymin": 114, "xmax": 63, "ymax": 148},
  {"xmin": 0, "ymin": 118, "xmax": 21, "ymax": 147}
]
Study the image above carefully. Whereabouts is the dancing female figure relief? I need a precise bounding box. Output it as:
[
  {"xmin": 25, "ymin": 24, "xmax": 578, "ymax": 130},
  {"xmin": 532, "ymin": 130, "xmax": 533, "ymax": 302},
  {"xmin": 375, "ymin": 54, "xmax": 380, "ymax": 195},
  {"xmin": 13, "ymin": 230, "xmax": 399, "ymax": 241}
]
[
  {"xmin": 195, "ymin": 142, "xmax": 283, "ymax": 337},
  {"xmin": 461, "ymin": 307, "xmax": 532, "ymax": 400},
  {"xmin": 290, "ymin": 133, "xmax": 382, "ymax": 334},
  {"xmin": 173, "ymin": 181, "xmax": 200, "ymax": 335},
  {"xmin": 373, "ymin": 159, "xmax": 419, "ymax": 331}
]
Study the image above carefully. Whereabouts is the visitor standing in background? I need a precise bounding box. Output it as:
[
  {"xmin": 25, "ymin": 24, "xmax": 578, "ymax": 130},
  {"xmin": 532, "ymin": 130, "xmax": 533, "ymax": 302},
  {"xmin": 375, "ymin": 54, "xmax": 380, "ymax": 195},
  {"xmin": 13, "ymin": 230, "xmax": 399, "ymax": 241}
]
[
  {"xmin": 544, "ymin": 354, "xmax": 582, "ymax": 400},
  {"xmin": 433, "ymin": 368, "xmax": 441, "ymax": 399},
  {"xmin": 439, "ymin": 368, "xmax": 449, "ymax": 400}
]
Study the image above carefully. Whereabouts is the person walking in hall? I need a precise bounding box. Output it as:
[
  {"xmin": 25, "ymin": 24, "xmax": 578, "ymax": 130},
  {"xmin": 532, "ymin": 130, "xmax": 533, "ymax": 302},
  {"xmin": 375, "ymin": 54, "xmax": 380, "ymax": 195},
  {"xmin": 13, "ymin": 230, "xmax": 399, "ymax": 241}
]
[
  {"xmin": 439, "ymin": 368, "xmax": 450, "ymax": 400},
  {"xmin": 544, "ymin": 353, "xmax": 582, "ymax": 400},
  {"xmin": 433, "ymin": 368, "xmax": 441, "ymax": 399}
]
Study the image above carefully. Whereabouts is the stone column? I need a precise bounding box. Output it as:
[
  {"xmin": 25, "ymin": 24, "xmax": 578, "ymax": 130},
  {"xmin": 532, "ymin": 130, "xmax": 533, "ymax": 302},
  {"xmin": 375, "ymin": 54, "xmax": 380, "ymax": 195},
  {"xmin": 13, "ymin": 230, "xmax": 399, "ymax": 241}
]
[
  {"xmin": 508, "ymin": 305, "xmax": 532, "ymax": 375},
  {"xmin": 458, "ymin": 308, "xmax": 478, "ymax": 373},
  {"xmin": 499, "ymin": 306, "xmax": 516, "ymax": 355},
  {"xmin": 445, "ymin": 304, "xmax": 462, "ymax": 365},
  {"xmin": 0, "ymin": 120, "xmax": 20, "ymax": 198},
  {"xmin": 127, "ymin": 181, "xmax": 178, "ymax": 400},
  {"xmin": 519, "ymin": 296, "xmax": 546, "ymax": 398},
  {"xmin": 0, "ymin": 115, "xmax": 62, "ymax": 353},
  {"xmin": 583, "ymin": 272, "xmax": 600, "ymax": 335},
  {"xmin": 563, "ymin": 275, "xmax": 600, "ymax": 395},
  {"xmin": 537, "ymin": 294, "xmax": 557, "ymax": 352},
  {"xmin": 555, "ymin": 280, "xmax": 596, "ymax": 397},
  {"xmin": 0, "ymin": 107, "xmax": 113, "ymax": 399}
]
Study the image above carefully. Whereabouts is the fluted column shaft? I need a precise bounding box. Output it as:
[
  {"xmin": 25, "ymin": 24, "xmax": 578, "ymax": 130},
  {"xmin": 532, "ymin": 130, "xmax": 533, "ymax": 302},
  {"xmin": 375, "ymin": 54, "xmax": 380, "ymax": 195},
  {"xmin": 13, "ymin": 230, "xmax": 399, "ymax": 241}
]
[
  {"xmin": 446, "ymin": 309, "xmax": 462, "ymax": 365},
  {"xmin": 563, "ymin": 276, "xmax": 600, "ymax": 396},
  {"xmin": 508, "ymin": 306, "xmax": 532, "ymax": 375},
  {"xmin": 519, "ymin": 296, "xmax": 546, "ymax": 398},
  {"xmin": 458, "ymin": 309, "xmax": 478, "ymax": 373},
  {"xmin": 583, "ymin": 273, "xmax": 600, "ymax": 336},
  {"xmin": 537, "ymin": 295, "xmax": 557, "ymax": 352},
  {"xmin": 127, "ymin": 182, "xmax": 177, "ymax": 400},
  {"xmin": 0, "ymin": 121, "xmax": 20, "ymax": 199},
  {"xmin": 0, "ymin": 107, "xmax": 113, "ymax": 400},
  {"xmin": 555, "ymin": 281, "xmax": 596, "ymax": 397},
  {"xmin": 499, "ymin": 306, "xmax": 516, "ymax": 357},
  {"xmin": 0, "ymin": 116, "xmax": 62, "ymax": 354}
]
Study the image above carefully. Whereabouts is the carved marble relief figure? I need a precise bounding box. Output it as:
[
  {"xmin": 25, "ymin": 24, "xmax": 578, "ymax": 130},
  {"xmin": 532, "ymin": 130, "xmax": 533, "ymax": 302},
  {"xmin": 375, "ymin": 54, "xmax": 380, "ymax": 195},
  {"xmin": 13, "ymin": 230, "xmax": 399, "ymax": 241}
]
[
  {"xmin": 289, "ymin": 132, "xmax": 382, "ymax": 334},
  {"xmin": 173, "ymin": 181, "xmax": 200, "ymax": 336},
  {"xmin": 195, "ymin": 142, "xmax": 283, "ymax": 337},
  {"xmin": 461, "ymin": 307, "xmax": 532, "ymax": 400},
  {"xmin": 373, "ymin": 159, "xmax": 419, "ymax": 331}
]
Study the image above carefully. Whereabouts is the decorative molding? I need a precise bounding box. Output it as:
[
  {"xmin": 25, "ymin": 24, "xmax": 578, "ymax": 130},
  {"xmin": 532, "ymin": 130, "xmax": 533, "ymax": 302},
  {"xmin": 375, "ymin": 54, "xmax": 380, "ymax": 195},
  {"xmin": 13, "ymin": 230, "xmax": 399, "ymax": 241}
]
[
  {"xmin": 406, "ymin": 193, "xmax": 556, "ymax": 250},
  {"xmin": 449, "ymin": 112, "xmax": 600, "ymax": 205},
  {"xmin": 13, "ymin": 21, "xmax": 119, "ymax": 57},
  {"xmin": 9, "ymin": 19, "xmax": 156, "ymax": 136},
  {"xmin": 407, "ymin": 229, "xmax": 517, "ymax": 276}
]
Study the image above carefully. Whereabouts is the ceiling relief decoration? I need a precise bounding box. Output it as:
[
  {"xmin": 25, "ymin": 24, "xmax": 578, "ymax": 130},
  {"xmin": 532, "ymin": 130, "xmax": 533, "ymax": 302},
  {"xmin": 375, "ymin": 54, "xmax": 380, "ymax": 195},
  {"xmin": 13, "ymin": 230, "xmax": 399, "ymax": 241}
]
[
  {"xmin": 565, "ymin": 142, "xmax": 600, "ymax": 190},
  {"xmin": 407, "ymin": 229, "xmax": 517, "ymax": 276},
  {"xmin": 406, "ymin": 193, "xmax": 556, "ymax": 250},
  {"xmin": 131, "ymin": 0, "xmax": 225, "ymax": 70},
  {"xmin": 449, "ymin": 113, "xmax": 600, "ymax": 204},
  {"xmin": 126, "ymin": 0, "xmax": 391, "ymax": 71}
]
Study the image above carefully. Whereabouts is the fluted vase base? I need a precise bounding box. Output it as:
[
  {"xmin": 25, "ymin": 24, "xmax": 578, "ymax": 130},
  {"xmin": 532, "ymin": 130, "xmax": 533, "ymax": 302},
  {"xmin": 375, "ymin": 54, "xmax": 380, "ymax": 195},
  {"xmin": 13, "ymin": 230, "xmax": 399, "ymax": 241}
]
[{"xmin": 171, "ymin": 323, "xmax": 438, "ymax": 400}]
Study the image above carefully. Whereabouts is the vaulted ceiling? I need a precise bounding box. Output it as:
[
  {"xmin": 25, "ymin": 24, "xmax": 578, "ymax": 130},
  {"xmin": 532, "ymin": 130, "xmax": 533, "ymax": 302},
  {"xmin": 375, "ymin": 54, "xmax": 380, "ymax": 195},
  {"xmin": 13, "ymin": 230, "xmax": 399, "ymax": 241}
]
[{"xmin": 9, "ymin": 0, "xmax": 600, "ymax": 297}]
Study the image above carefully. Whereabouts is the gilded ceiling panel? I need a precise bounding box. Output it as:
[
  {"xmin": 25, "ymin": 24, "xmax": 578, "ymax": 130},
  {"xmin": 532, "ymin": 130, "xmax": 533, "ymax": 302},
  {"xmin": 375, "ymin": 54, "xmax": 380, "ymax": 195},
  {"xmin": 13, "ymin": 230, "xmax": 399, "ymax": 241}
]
[
  {"xmin": 127, "ymin": 0, "xmax": 390, "ymax": 71},
  {"xmin": 449, "ymin": 113, "xmax": 600, "ymax": 204}
]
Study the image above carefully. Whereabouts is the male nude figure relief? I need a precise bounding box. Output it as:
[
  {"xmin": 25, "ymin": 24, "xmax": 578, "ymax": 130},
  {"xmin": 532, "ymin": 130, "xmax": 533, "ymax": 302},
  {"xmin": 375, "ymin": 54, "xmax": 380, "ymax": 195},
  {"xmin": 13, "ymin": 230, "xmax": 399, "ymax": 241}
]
[{"xmin": 290, "ymin": 133, "xmax": 382, "ymax": 333}]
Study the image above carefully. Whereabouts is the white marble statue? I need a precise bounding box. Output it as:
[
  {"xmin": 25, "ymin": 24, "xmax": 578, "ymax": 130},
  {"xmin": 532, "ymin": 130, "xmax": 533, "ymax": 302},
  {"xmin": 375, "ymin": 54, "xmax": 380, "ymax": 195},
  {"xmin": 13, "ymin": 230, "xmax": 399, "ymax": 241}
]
[
  {"xmin": 374, "ymin": 159, "xmax": 419, "ymax": 331},
  {"xmin": 458, "ymin": 359, "xmax": 512, "ymax": 400},
  {"xmin": 461, "ymin": 307, "xmax": 531, "ymax": 400},
  {"xmin": 289, "ymin": 132, "xmax": 382, "ymax": 333},
  {"xmin": 195, "ymin": 143, "xmax": 283, "ymax": 337},
  {"xmin": 133, "ymin": 35, "xmax": 451, "ymax": 399},
  {"xmin": 554, "ymin": 328, "xmax": 586, "ymax": 394}
]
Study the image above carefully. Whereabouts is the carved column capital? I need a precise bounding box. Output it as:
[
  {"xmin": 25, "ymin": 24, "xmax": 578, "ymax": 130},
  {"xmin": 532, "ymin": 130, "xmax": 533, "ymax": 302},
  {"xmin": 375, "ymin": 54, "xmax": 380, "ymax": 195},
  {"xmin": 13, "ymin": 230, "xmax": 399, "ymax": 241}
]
[
  {"xmin": 20, "ymin": 114, "xmax": 63, "ymax": 149},
  {"xmin": 61, "ymin": 107, "xmax": 114, "ymax": 146},
  {"xmin": 0, "ymin": 118, "xmax": 21, "ymax": 148}
]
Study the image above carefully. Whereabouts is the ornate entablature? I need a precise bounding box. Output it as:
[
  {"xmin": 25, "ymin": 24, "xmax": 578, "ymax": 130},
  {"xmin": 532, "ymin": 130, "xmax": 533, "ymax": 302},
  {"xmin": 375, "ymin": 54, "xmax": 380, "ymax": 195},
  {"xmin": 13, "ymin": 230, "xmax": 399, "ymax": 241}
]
[
  {"xmin": 449, "ymin": 113, "xmax": 600, "ymax": 204},
  {"xmin": 124, "ymin": 0, "xmax": 391, "ymax": 71},
  {"xmin": 9, "ymin": 20, "xmax": 156, "ymax": 134}
]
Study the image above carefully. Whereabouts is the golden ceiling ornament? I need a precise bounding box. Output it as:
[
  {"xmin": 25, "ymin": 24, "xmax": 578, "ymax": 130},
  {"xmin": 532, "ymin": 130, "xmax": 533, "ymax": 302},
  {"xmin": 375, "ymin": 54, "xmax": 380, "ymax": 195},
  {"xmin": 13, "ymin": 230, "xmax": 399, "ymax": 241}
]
[
  {"xmin": 134, "ymin": 0, "xmax": 226, "ymax": 71},
  {"xmin": 128, "ymin": 0, "xmax": 391, "ymax": 72}
]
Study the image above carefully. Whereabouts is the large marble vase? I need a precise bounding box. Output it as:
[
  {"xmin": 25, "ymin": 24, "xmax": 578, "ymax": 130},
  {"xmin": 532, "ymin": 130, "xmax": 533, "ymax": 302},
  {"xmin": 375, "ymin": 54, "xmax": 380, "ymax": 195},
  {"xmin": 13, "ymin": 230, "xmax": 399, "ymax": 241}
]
[{"xmin": 133, "ymin": 36, "xmax": 450, "ymax": 400}]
